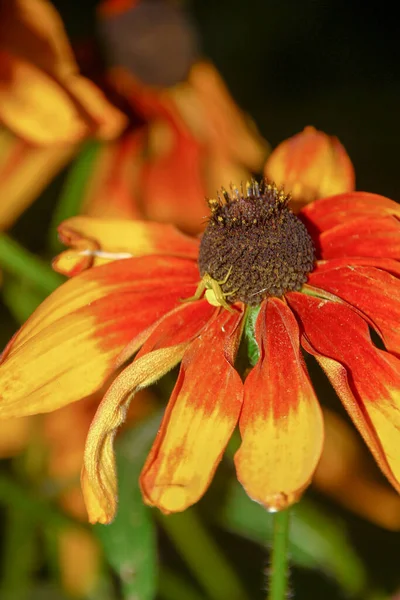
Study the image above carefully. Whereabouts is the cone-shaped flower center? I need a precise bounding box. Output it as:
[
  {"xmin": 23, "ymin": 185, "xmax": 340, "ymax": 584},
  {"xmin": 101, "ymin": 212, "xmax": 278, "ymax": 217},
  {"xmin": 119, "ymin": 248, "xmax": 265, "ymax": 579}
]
[{"xmin": 199, "ymin": 181, "xmax": 315, "ymax": 306}]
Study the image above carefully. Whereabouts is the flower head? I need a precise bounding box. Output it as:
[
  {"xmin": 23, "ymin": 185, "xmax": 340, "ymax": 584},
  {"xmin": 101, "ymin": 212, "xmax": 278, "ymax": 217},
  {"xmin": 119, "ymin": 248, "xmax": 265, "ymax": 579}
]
[{"xmin": 1, "ymin": 184, "xmax": 400, "ymax": 524}]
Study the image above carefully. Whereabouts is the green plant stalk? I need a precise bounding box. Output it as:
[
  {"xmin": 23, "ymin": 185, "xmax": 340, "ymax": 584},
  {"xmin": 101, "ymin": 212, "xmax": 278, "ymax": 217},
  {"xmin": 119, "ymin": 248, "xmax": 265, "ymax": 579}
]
[
  {"xmin": 268, "ymin": 509, "xmax": 290, "ymax": 600},
  {"xmin": 157, "ymin": 509, "xmax": 248, "ymax": 600},
  {"xmin": 48, "ymin": 139, "xmax": 101, "ymax": 252},
  {"xmin": 0, "ymin": 233, "xmax": 63, "ymax": 294},
  {"xmin": 159, "ymin": 567, "xmax": 205, "ymax": 600}
]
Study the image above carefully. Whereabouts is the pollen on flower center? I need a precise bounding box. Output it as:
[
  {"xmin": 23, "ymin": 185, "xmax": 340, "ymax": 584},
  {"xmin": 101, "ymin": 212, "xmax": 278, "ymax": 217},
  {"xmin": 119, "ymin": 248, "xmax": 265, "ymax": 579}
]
[{"xmin": 198, "ymin": 180, "xmax": 315, "ymax": 306}]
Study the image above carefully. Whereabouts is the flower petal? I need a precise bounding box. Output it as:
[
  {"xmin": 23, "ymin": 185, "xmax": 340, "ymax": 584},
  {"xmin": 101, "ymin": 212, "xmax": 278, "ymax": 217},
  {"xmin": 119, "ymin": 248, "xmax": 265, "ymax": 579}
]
[
  {"xmin": 54, "ymin": 217, "xmax": 199, "ymax": 276},
  {"xmin": 82, "ymin": 300, "xmax": 215, "ymax": 523},
  {"xmin": 308, "ymin": 264, "xmax": 400, "ymax": 355},
  {"xmin": 318, "ymin": 216, "xmax": 400, "ymax": 260},
  {"xmin": 140, "ymin": 309, "xmax": 244, "ymax": 513},
  {"xmin": 0, "ymin": 256, "xmax": 198, "ymax": 417},
  {"xmin": 234, "ymin": 298, "xmax": 323, "ymax": 511},
  {"xmin": 0, "ymin": 129, "xmax": 75, "ymax": 230},
  {"xmin": 300, "ymin": 191, "xmax": 400, "ymax": 234},
  {"xmin": 287, "ymin": 292, "xmax": 400, "ymax": 495},
  {"xmin": 265, "ymin": 126, "xmax": 355, "ymax": 209}
]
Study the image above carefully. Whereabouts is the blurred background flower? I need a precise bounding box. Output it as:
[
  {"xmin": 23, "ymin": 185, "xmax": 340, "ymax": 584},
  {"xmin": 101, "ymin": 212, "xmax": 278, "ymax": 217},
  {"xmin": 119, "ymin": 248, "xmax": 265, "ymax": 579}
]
[{"xmin": 1, "ymin": 1, "xmax": 400, "ymax": 599}]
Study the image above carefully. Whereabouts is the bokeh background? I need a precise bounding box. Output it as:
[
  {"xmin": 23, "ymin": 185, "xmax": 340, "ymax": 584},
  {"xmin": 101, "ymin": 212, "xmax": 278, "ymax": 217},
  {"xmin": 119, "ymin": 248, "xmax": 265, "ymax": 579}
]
[{"xmin": 1, "ymin": 1, "xmax": 400, "ymax": 599}]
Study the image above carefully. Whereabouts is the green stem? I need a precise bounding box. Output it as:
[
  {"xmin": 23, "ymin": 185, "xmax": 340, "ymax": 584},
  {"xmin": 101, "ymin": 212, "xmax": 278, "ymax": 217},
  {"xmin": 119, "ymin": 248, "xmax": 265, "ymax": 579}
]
[
  {"xmin": 159, "ymin": 567, "xmax": 205, "ymax": 600},
  {"xmin": 0, "ymin": 233, "xmax": 63, "ymax": 295},
  {"xmin": 157, "ymin": 509, "xmax": 248, "ymax": 600},
  {"xmin": 268, "ymin": 509, "xmax": 290, "ymax": 600},
  {"xmin": 48, "ymin": 140, "xmax": 101, "ymax": 252}
]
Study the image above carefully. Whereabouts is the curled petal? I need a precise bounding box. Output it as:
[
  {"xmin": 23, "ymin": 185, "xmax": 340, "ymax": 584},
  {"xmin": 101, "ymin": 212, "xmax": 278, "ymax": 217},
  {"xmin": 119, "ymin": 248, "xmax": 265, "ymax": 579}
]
[
  {"xmin": 54, "ymin": 217, "xmax": 199, "ymax": 276},
  {"xmin": 301, "ymin": 191, "xmax": 400, "ymax": 234},
  {"xmin": 318, "ymin": 216, "xmax": 400, "ymax": 260},
  {"xmin": 234, "ymin": 298, "xmax": 323, "ymax": 511},
  {"xmin": 140, "ymin": 309, "xmax": 244, "ymax": 513},
  {"xmin": 288, "ymin": 292, "xmax": 400, "ymax": 495},
  {"xmin": 82, "ymin": 300, "xmax": 215, "ymax": 523},
  {"xmin": 265, "ymin": 126, "xmax": 354, "ymax": 209},
  {"xmin": 309, "ymin": 264, "xmax": 400, "ymax": 355},
  {"xmin": 0, "ymin": 256, "xmax": 198, "ymax": 417}
]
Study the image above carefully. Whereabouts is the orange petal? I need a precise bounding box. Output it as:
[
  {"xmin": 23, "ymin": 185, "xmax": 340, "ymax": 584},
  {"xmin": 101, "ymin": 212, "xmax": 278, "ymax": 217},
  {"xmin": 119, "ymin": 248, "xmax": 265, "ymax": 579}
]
[
  {"xmin": 265, "ymin": 126, "xmax": 355, "ymax": 209},
  {"xmin": 234, "ymin": 298, "xmax": 323, "ymax": 511},
  {"xmin": 287, "ymin": 292, "xmax": 400, "ymax": 496},
  {"xmin": 0, "ymin": 416, "xmax": 32, "ymax": 458},
  {"xmin": 58, "ymin": 527, "xmax": 100, "ymax": 597},
  {"xmin": 0, "ymin": 0, "xmax": 78, "ymax": 80},
  {"xmin": 308, "ymin": 264, "xmax": 400, "ymax": 355},
  {"xmin": 301, "ymin": 191, "xmax": 400, "ymax": 234},
  {"xmin": 0, "ymin": 129, "xmax": 75, "ymax": 230},
  {"xmin": 0, "ymin": 256, "xmax": 198, "ymax": 417},
  {"xmin": 140, "ymin": 309, "xmax": 244, "ymax": 513},
  {"xmin": 81, "ymin": 129, "xmax": 145, "ymax": 220},
  {"xmin": 318, "ymin": 215, "xmax": 400, "ymax": 260},
  {"xmin": 315, "ymin": 408, "xmax": 400, "ymax": 531},
  {"xmin": 174, "ymin": 61, "xmax": 269, "ymax": 171},
  {"xmin": 0, "ymin": 50, "xmax": 125, "ymax": 144},
  {"xmin": 82, "ymin": 300, "xmax": 215, "ymax": 523},
  {"xmin": 54, "ymin": 217, "xmax": 199, "ymax": 276}
]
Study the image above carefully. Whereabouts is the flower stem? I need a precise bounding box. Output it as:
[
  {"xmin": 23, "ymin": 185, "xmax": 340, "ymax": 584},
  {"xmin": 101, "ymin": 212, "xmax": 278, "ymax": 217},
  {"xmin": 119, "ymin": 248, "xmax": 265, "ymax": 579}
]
[
  {"xmin": 268, "ymin": 509, "xmax": 290, "ymax": 600},
  {"xmin": 157, "ymin": 509, "xmax": 248, "ymax": 600},
  {"xmin": 0, "ymin": 233, "xmax": 63, "ymax": 295}
]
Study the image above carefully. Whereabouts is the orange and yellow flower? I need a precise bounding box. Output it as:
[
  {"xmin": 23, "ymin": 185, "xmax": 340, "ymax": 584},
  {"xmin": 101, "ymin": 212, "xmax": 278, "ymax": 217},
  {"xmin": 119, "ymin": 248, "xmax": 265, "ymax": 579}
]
[{"xmin": 1, "ymin": 183, "xmax": 400, "ymax": 525}]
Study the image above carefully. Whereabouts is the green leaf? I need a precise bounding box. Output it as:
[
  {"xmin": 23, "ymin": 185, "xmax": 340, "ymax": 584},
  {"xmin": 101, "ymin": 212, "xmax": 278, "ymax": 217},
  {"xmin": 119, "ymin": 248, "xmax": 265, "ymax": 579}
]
[
  {"xmin": 0, "ymin": 233, "xmax": 63, "ymax": 295},
  {"xmin": 217, "ymin": 482, "xmax": 367, "ymax": 596},
  {"xmin": 95, "ymin": 414, "xmax": 161, "ymax": 600}
]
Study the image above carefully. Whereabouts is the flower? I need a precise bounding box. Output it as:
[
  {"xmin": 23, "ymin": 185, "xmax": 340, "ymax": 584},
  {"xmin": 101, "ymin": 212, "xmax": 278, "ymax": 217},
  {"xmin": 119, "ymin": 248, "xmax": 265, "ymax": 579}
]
[
  {"xmin": 265, "ymin": 126, "xmax": 355, "ymax": 210},
  {"xmin": 0, "ymin": 0, "xmax": 126, "ymax": 144},
  {"xmin": 1, "ymin": 183, "xmax": 400, "ymax": 525}
]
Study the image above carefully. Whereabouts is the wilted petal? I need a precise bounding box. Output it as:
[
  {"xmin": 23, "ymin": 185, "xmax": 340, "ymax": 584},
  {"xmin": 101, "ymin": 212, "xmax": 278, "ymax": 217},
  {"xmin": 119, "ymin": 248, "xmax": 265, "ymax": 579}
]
[
  {"xmin": 265, "ymin": 126, "xmax": 354, "ymax": 209},
  {"xmin": 0, "ymin": 256, "xmax": 198, "ymax": 417},
  {"xmin": 140, "ymin": 309, "xmax": 244, "ymax": 513},
  {"xmin": 309, "ymin": 264, "xmax": 400, "ymax": 355},
  {"xmin": 234, "ymin": 298, "xmax": 323, "ymax": 511},
  {"xmin": 82, "ymin": 300, "xmax": 215, "ymax": 523},
  {"xmin": 54, "ymin": 217, "xmax": 199, "ymax": 276},
  {"xmin": 288, "ymin": 292, "xmax": 400, "ymax": 495}
]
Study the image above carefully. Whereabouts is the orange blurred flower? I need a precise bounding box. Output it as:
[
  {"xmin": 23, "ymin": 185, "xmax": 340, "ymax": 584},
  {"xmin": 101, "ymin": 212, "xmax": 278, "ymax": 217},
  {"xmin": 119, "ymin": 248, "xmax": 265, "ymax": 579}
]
[
  {"xmin": 265, "ymin": 126, "xmax": 355, "ymax": 210},
  {"xmin": 1, "ymin": 183, "xmax": 400, "ymax": 525},
  {"xmin": 0, "ymin": 0, "xmax": 126, "ymax": 144}
]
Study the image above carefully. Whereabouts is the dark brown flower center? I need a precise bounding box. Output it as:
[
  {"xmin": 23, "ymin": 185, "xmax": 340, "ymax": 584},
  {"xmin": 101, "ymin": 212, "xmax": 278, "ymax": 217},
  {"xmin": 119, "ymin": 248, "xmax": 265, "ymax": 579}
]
[{"xmin": 198, "ymin": 181, "xmax": 315, "ymax": 306}]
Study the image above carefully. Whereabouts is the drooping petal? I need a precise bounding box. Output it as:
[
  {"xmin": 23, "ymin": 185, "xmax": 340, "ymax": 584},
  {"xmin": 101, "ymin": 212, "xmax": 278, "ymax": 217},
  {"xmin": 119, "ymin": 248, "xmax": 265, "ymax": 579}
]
[
  {"xmin": 82, "ymin": 300, "xmax": 215, "ymax": 523},
  {"xmin": 287, "ymin": 292, "xmax": 400, "ymax": 495},
  {"xmin": 234, "ymin": 298, "xmax": 323, "ymax": 511},
  {"xmin": 300, "ymin": 191, "xmax": 400, "ymax": 234},
  {"xmin": 308, "ymin": 264, "xmax": 400, "ymax": 355},
  {"xmin": 0, "ymin": 51, "xmax": 125, "ymax": 144},
  {"xmin": 265, "ymin": 126, "xmax": 355, "ymax": 209},
  {"xmin": 318, "ymin": 216, "xmax": 400, "ymax": 260},
  {"xmin": 54, "ymin": 217, "xmax": 199, "ymax": 276},
  {"xmin": 140, "ymin": 308, "xmax": 244, "ymax": 514},
  {"xmin": 0, "ymin": 129, "xmax": 75, "ymax": 230},
  {"xmin": 80, "ymin": 129, "xmax": 145, "ymax": 221},
  {"xmin": 0, "ymin": 256, "xmax": 198, "ymax": 417}
]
